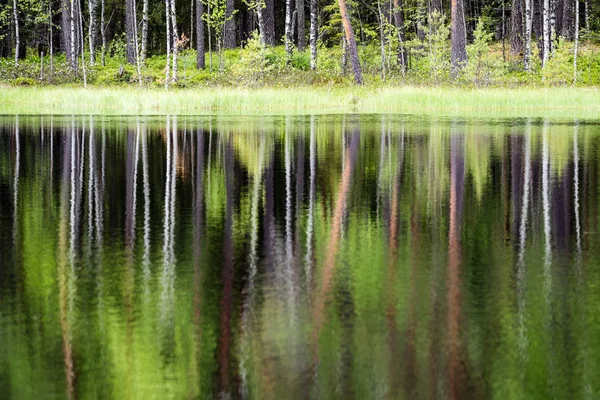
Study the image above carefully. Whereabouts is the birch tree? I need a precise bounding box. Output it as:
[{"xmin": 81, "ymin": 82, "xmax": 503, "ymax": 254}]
[
  {"xmin": 12, "ymin": 0, "xmax": 19, "ymax": 65},
  {"xmin": 542, "ymin": 0, "xmax": 549, "ymax": 66},
  {"xmin": 170, "ymin": 0, "xmax": 178, "ymax": 82},
  {"xmin": 196, "ymin": 0, "xmax": 205, "ymax": 69},
  {"xmin": 310, "ymin": 0, "xmax": 317, "ymax": 69},
  {"xmin": 141, "ymin": 0, "xmax": 149, "ymax": 62},
  {"xmin": 285, "ymin": 0, "xmax": 293, "ymax": 63},
  {"xmin": 573, "ymin": 0, "xmax": 579, "ymax": 82},
  {"xmin": 524, "ymin": 0, "xmax": 532, "ymax": 70},
  {"xmin": 100, "ymin": 0, "xmax": 106, "ymax": 65},
  {"xmin": 165, "ymin": 0, "xmax": 171, "ymax": 88},
  {"xmin": 88, "ymin": 0, "xmax": 96, "ymax": 64}
]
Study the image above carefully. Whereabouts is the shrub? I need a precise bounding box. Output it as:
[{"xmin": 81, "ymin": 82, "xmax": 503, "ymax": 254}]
[
  {"xmin": 462, "ymin": 19, "xmax": 504, "ymax": 87},
  {"xmin": 542, "ymin": 37, "xmax": 573, "ymax": 85}
]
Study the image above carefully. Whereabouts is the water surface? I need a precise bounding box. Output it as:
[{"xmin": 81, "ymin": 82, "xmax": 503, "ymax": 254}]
[{"xmin": 1, "ymin": 114, "xmax": 599, "ymax": 399}]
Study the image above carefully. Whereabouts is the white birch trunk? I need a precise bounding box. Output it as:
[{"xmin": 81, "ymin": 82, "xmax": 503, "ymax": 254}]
[
  {"xmin": 165, "ymin": 0, "xmax": 171, "ymax": 89},
  {"xmin": 142, "ymin": 0, "xmax": 149, "ymax": 62},
  {"xmin": 524, "ymin": 0, "xmax": 532, "ymax": 70},
  {"xmin": 170, "ymin": 0, "xmax": 179, "ymax": 82},
  {"xmin": 542, "ymin": 0, "xmax": 550, "ymax": 66},
  {"xmin": 13, "ymin": 0, "xmax": 19, "ymax": 65},
  {"xmin": 309, "ymin": 0, "xmax": 317, "ymax": 70},
  {"xmin": 574, "ymin": 0, "xmax": 579, "ymax": 82},
  {"xmin": 285, "ymin": 0, "xmax": 293, "ymax": 63},
  {"xmin": 101, "ymin": 0, "xmax": 106, "ymax": 65},
  {"xmin": 88, "ymin": 0, "xmax": 96, "ymax": 65}
]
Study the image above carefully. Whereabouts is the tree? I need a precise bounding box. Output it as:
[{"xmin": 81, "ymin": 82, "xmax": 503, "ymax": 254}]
[
  {"xmin": 12, "ymin": 0, "xmax": 19, "ymax": 65},
  {"xmin": 170, "ymin": 0, "xmax": 179, "ymax": 81},
  {"xmin": 392, "ymin": 0, "xmax": 407, "ymax": 71},
  {"xmin": 511, "ymin": 0, "xmax": 523, "ymax": 55},
  {"xmin": 263, "ymin": 0, "xmax": 275, "ymax": 45},
  {"xmin": 310, "ymin": 0, "xmax": 317, "ymax": 69},
  {"xmin": 573, "ymin": 0, "xmax": 579, "ymax": 82},
  {"xmin": 450, "ymin": 0, "xmax": 467, "ymax": 76},
  {"xmin": 203, "ymin": 0, "xmax": 233, "ymax": 71},
  {"xmin": 196, "ymin": 0, "xmax": 205, "ymax": 69},
  {"xmin": 126, "ymin": 0, "xmax": 137, "ymax": 64},
  {"xmin": 542, "ymin": 0, "xmax": 549, "ymax": 66},
  {"xmin": 337, "ymin": 0, "xmax": 363, "ymax": 84},
  {"xmin": 141, "ymin": 0, "xmax": 149, "ymax": 62},
  {"xmin": 100, "ymin": 0, "xmax": 106, "ymax": 65},
  {"xmin": 223, "ymin": 0, "xmax": 235, "ymax": 48},
  {"xmin": 87, "ymin": 0, "xmax": 96, "ymax": 64},
  {"xmin": 165, "ymin": 0, "xmax": 171, "ymax": 88},
  {"xmin": 243, "ymin": 0, "xmax": 267, "ymax": 45},
  {"xmin": 297, "ymin": 0, "xmax": 306, "ymax": 50},
  {"xmin": 285, "ymin": 0, "xmax": 293, "ymax": 63},
  {"xmin": 524, "ymin": 0, "xmax": 533, "ymax": 70}
]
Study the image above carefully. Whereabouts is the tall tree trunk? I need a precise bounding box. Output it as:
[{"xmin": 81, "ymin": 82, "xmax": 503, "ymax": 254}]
[
  {"xmin": 100, "ymin": 0, "xmax": 106, "ymax": 65},
  {"xmin": 70, "ymin": 0, "xmax": 77, "ymax": 69},
  {"xmin": 126, "ymin": 0, "xmax": 136, "ymax": 64},
  {"xmin": 196, "ymin": 0, "xmax": 205, "ymax": 69},
  {"xmin": 133, "ymin": 0, "xmax": 142, "ymax": 84},
  {"xmin": 297, "ymin": 0, "xmax": 306, "ymax": 50},
  {"xmin": 451, "ymin": 0, "xmax": 468, "ymax": 76},
  {"xmin": 550, "ymin": 0, "xmax": 557, "ymax": 46},
  {"xmin": 224, "ymin": 0, "xmax": 236, "ymax": 48},
  {"xmin": 584, "ymin": 0, "xmax": 589, "ymax": 28},
  {"xmin": 13, "ymin": 0, "xmax": 19, "ymax": 65},
  {"xmin": 170, "ymin": 0, "xmax": 179, "ymax": 81},
  {"xmin": 573, "ymin": 0, "xmax": 579, "ymax": 82},
  {"xmin": 285, "ymin": 0, "xmax": 293, "ymax": 63},
  {"xmin": 78, "ymin": 0, "xmax": 87, "ymax": 85},
  {"xmin": 256, "ymin": 0, "xmax": 267, "ymax": 45},
  {"xmin": 562, "ymin": 0, "xmax": 573, "ymax": 39},
  {"xmin": 310, "ymin": 0, "xmax": 317, "ymax": 69},
  {"xmin": 62, "ymin": 0, "xmax": 73, "ymax": 64},
  {"xmin": 88, "ymin": 0, "xmax": 96, "ymax": 64},
  {"xmin": 511, "ymin": 0, "xmax": 524, "ymax": 55},
  {"xmin": 263, "ymin": 0, "xmax": 276, "ymax": 45},
  {"xmin": 377, "ymin": 0, "xmax": 387, "ymax": 79},
  {"xmin": 49, "ymin": 2, "xmax": 54, "ymax": 79},
  {"xmin": 190, "ymin": 0, "xmax": 194, "ymax": 49},
  {"xmin": 525, "ymin": 0, "xmax": 533, "ymax": 70},
  {"xmin": 165, "ymin": 0, "xmax": 171, "ymax": 89},
  {"xmin": 431, "ymin": 0, "xmax": 442, "ymax": 13},
  {"xmin": 141, "ymin": 0, "xmax": 149, "ymax": 62},
  {"xmin": 542, "ymin": 0, "xmax": 550, "ymax": 66},
  {"xmin": 393, "ymin": 0, "xmax": 407, "ymax": 72},
  {"xmin": 337, "ymin": 0, "xmax": 363, "ymax": 84}
]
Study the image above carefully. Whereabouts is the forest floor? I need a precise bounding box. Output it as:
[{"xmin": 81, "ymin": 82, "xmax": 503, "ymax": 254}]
[{"xmin": 1, "ymin": 86, "xmax": 599, "ymax": 117}]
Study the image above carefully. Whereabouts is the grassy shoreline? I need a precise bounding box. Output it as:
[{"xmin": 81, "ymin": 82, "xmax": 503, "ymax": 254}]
[{"xmin": 1, "ymin": 86, "xmax": 599, "ymax": 118}]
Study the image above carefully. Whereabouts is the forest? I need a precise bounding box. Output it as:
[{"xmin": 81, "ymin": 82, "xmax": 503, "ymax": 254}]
[{"xmin": 0, "ymin": 0, "xmax": 599, "ymax": 88}]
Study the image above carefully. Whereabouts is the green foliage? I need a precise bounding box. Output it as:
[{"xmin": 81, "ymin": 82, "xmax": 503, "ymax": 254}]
[
  {"xmin": 542, "ymin": 37, "xmax": 573, "ymax": 85},
  {"xmin": 12, "ymin": 76, "xmax": 37, "ymax": 86},
  {"xmin": 229, "ymin": 31, "xmax": 275, "ymax": 84},
  {"xmin": 462, "ymin": 19, "xmax": 504, "ymax": 87},
  {"xmin": 411, "ymin": 11, "xmax": 451, "ymax": 84},
  {"xmin": 108, "ymin": 33, "xmax": 128, "ymax": 63}
]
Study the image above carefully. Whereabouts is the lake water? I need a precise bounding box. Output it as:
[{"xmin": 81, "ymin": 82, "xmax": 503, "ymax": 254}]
[{"xmin": 1, "ymin": 114, "xmax": 599, "ymax": 399}]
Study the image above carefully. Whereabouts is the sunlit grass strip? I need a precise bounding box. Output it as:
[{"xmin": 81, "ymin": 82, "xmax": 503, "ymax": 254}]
[{"xmin": 1, "ymin": 86, "xmax": 599, "ymax": 118}]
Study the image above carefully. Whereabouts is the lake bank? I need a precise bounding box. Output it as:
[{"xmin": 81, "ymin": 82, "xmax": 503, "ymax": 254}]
[{"xmin": 1, "ymin": 86, "xmax": 599, "ymax": 118}]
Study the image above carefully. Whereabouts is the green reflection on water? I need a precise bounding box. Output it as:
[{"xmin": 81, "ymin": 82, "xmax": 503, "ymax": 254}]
[{"xmin": 0, "ymin": 114, "xmax": 599, "ymax": 399}]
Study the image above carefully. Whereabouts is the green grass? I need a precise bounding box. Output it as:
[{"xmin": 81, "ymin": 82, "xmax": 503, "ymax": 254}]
[{"xmin": 1, "ymin": 86, "xmax": 599, "ymax": 118}]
